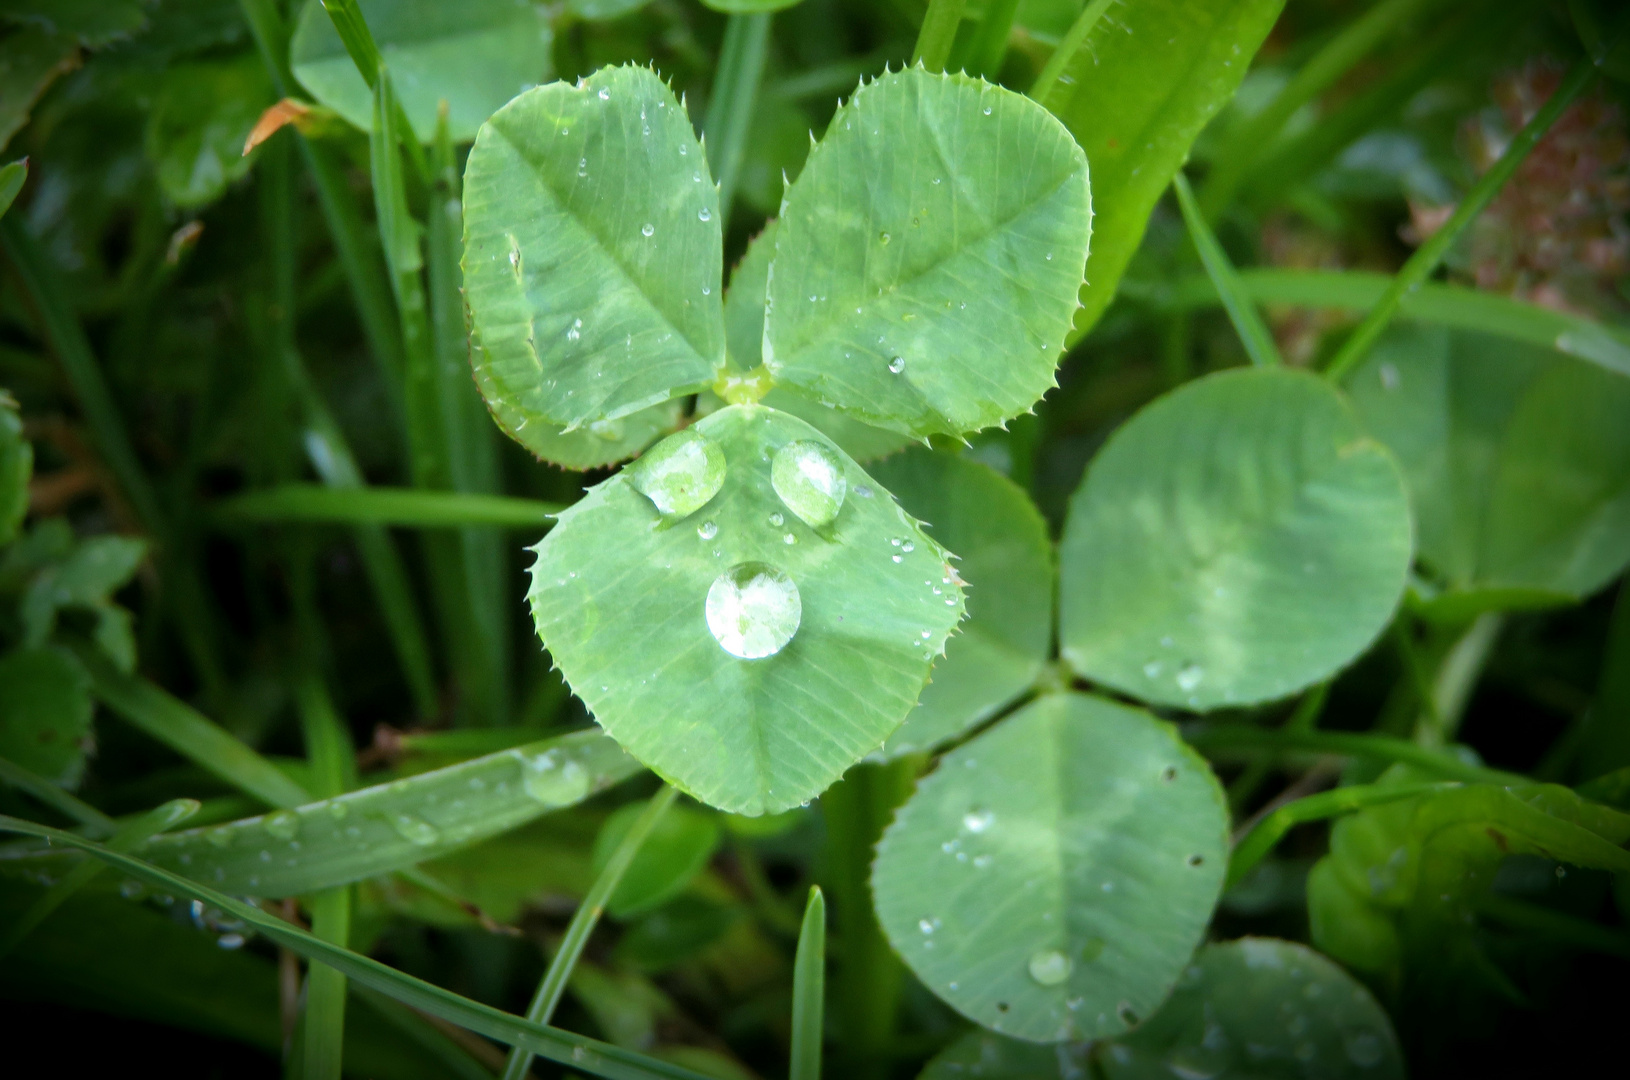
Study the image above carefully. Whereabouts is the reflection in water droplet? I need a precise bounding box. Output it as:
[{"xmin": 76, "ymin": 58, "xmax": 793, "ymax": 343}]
[
  {"xmin": 521, "ymin": 749, "xmax": 592, "ymax": 806},
  {"xmin": 699, "ymin": 207, "xmax": 712, "ymax": 222},
  {"xmin": 888, "ymin": 356, "xmax": 906, "ymax": 374},
  {"xmin": 1176, "ymin": 663, "xmax": 1203, "ymax": 692},
  {"xmin": 707, "ymin": 562, "xmax": 801, "ymax": 659},
  {"xmin": 962, "ymin": 808, "xmax": 993, "ymax": 833},
  {"xmin": 697, "ymin": 520, "xmax": 718, "ymax": 540},
  {"xmin": 879, "ymin": 231, "xmax": 891, "ymax": 245},
  {"xmin": 628, "ymin": 429, "xmax": 725, "ymax": 519},
  {"xmin": 1028, "ymin": 950, "xmax": 1071, "ymax": 986},
  {"xmin": 390, "ymin": 814, "xmax": 440, "ymax": 846},
  {"xmin": 918, "ymin": 917, "xmax": 940, "ymax": 935},
  {"xmin": 263, "ymin": 811, "xmax": 299, "ymax": 841},
  {"xmin": 641, "ymin": 223, "xmax": 655, "ymax": 237},
  {"xmin": 784, "ymin": 533, "xmax": 796, "ymax": 545},
  {"xmin": 769, "ymin": 511, "xmax": 785, "ymax": 527},
  {"xmin": 597, "ymin": 87, "xmax": 610, "ymax": 100},
  {"xmin": 901, "ymin": 541, "xmax": 914, "ymax": 553},
  {"xmin": 771, "ymin": 440, "xmax": 847, "ymax": 527}
]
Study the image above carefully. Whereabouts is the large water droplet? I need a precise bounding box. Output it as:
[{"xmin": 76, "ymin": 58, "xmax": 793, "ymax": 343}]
[
  {"xmin": 263, "ymin": 811, "xmax": 299, "ymax": 841},
  {"xmin": 707, "ymin": 562, "xmax": 801, "ymax": 659},
  {"xmin": 521, "ymin": 749, "xmax": 591, "ymax": 806},
  {"xmin": 389, "ymin": 814, "xmax": 440, "ymax": 846},
  {"xmin": 641, "ymin": 223, "xmax": 655, "ymax": 237},
  {"xmin": 697, "ymin": 520, "xmax": 718, "ymax": 540},
  {"xmin": 771, "ymin": 440, "xmax": 846, "ymax": 528},
  {"xmin": 628, "ymin": 429, "xmax": 725, "ymax": 519},
  {"xmin": 888, "ymin": 356, "xmax": 906, "ymax": 374},
  {"xmin": 1028, "ymin": 949, "xmax": 1071, "ymax": 986},
  {"xmin": 1176, "ymin": 662, "xmax": 1204, "ymax": 692}
]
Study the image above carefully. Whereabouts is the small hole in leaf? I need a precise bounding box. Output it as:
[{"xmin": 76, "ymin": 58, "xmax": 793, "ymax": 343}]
[
  {"xmin": 996, "ymin": 1002, "xmax": 1010, "ymax": 1013},
  {"xmin": 1161, "ymin": 766, "xmax": 1177, "ymax": 782},
  {"xmin": 1187, "ymin": 854, "xmax": 1204, "ymax": 867},
  {"xmin": 1117, "ymin": 1003, "xmax": 1139, "ymax": 1026}
]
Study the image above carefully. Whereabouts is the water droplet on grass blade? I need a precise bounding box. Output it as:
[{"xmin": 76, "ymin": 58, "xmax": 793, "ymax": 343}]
[
  {"xmin": 263, "ymin": 811, "xmax": 299, "ymax": 840},
  {"xmin": 1028, "ymin": 950, "xmax": 1071, "ymax": 985},
  {"xmin": 771, "ymin": 441, "xmax": 846, "ymax": 527},
  {"xmin": 522, "ymin": 749, "xmax": 591, "ymax": 805},
  {"xmin": 628, "ymin": 429, "xmax": 725, "ymax": 519},
  {"xmin": 697, "ymin": 520, "xmax": 718, "ymax": 540},
  {"xmin": 390, "ymin": 814, "xmax": 440, "ymax": 846},
  {"xmin": 889, "ymin": 356, "xmax": 906, "ymax": 373},
  {"xmin": 707, "ymin": 562, "xmax": 801, "ymax": 659}
]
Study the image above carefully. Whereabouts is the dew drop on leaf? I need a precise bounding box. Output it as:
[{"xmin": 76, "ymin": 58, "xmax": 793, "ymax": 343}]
[
  {"xmin": 641, "ymin": 223, "xmax": 655, "ymax": 237},
  {"xmin": 627, "ymin": 429, "xmax": 725, "ymax": 519},
  {"xmin": 962, "ymin": 808, "xmax": 993, "ymax": 833},
  {"xmin": 699, "ymin": 207, "xmax": 711, "ymax": 222},
  {"xmin": 1028, "ymin": 949, "xmax": 1072, "ymax": 986},
  {"xmin": 521, "ymin": 749, "xmax": 591, "ymax": 806},
  {"xmin": 706, "ymin": 562, "xmax": 801, "ymax": 659},
  {"xmin": 1176, "ymin": 663, "xmax": 1204, "ymax": 692},
  {"xmin": 889, "ymin": 356, "xmax": 906, "ymax": 374},
  {"xmin": 262, "ymin": 811, "xmax": 299, "ymax": 841},
  {"xmin": 389, "ymin": 814, "xmax": 440, "ymax": 846},
  {"xmin": 770, "ymin": 440, "xmax": 847, "ymax": 528},
  {"xmin": 697, "ymin": 520, "xmax": 718, "ymax": 540}
]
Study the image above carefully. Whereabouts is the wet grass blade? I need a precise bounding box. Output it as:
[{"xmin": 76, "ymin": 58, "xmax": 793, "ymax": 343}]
[
  {"xmin": 912, "ymin": 0, "xmax": 966, "ymax": 73},
  {"xmin": 1028, "ymin": 0, "xmax": 1114, "ymax": 102},
  {"xmin": 1185, "ymin": 724, "xmax": 1522, "ymax": 786},
  {"xmin": 0, "ymin": 815, "xmax": 712, "ymax": 1080},
  {"xmin": 71, "ymin": 645, "xmax": 312, "ymax": 810},
  {"xmin": 0, "ymin": 755, "xmax": 116, "ymax": 834},
  {"xmin": 789, "ymin": 886, "xmax": 826, "ymax": 1080},
  {"xmin": 297, "ymin": 674, "xmax": 355, "ymax": 1080},
  {"xmin": 1172, "ymin": 171, "xmax": 1280, "ymax": 367},
  {"xmin": 217, "ymin": 485, "xmax": 562, "ymax": 528},
  {"xmin": 0, "ymin": 797, "xmax": 198, "ymax": 959},
  {"xmin": 703, "ymin": 14, "xmax": 772, "ymax": 230},
  {"xmin": 501, "ymin": 785, "xmax": 679, "ymax": 1080}
]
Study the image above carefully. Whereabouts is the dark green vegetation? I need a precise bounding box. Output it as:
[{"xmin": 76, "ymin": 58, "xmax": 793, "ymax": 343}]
[{"xmin": 2, "ymin": 0, "xmax": 1629, "ymax": 1077}]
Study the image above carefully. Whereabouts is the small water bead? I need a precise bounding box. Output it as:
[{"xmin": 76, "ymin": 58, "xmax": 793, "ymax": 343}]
[
  {"xmin": 784, "ymin": 533, "xmax": 796, "ymax": 545},
  {"xmin": 587, "ymin": 418, "xmax": 623, "ymax": 442},
  {"xmin": 879, "ymin": 231, "xmax": 891, "ymax": 245},
  {"xmin": 597, "ymin": 87, "xmax": 610, "ymax": 99},
  {"xmin": 707, "ymin": 562, "xmax": 801, "ymax": 659},
  {"xmin": 855, "ymin": 485, "xmax": 873, "ymax": 498},
  {"xmin": 888, "ymin": 356, "xmax": 906, "ymax": 374},
  {"xmin": 628, "ymin": 429, "xmax": 725, "ymax": 519},
  {"xmin": 697, "ymin": 520, "xmax": 718, "ymax": 540},
  {"xmin": 390, "ymin": 814, "xmax": 440, "ymax": 846},
  {"xmin": 918, "ymin": 917, "xmax": 940, "ymax": 935},
  {"xmin": 263, "ymin": 811, "xmax": 299, "ymax": 841},
  {"xmin": 768, "ymin": 511, "xmax": 785, "ymax": 527},
  {"xmin": 983, "ymin": 106, "xmax": 993, "ymax": 115},
  {"xmin": 1175, "ymin": 663, "xmax": 1204, "ymax": 692},
  {"xmin": 522, "ymin": 749, "xmax": 592, "ymax": 805},
  {"xmin": 1345, "ymin": 1032, "xmax": 1385, "ymax": 1067},
  {"xmin": 1028, "ymin": 950, "xmax": 1072, "ymax": 986},
  {"xmin": 962, "ymin": 808, "xmax": 994, "ymax": 833},
  {"xmin": 699, "ymin": 207, "xmax": 712, "ymax": 222},
  {"xmin": 641, "ymin": 223, "xmax": 655, "ymax": 237},
  {"xmin": 901, "ymin": 541, "xmax": 914, "ymax": 554},
  {"xmin": 567, "ymin": 317, "xmax": 582, "ymax": 342},
  {"xmin": 770, "ymin": 440, "xmax": 847, "ymax": 528}
]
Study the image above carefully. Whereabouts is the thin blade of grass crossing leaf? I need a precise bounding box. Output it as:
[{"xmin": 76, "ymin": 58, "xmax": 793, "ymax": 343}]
[
  {"xmin": 0, "ymin": 755, "xmax": 116, "ymax": 834},
  {"xmin": 0, "ymin": 158, "xmax": 25, "ymax": 220},
  {"xmin": 0, "ymin": 815, "xmax": 713, "ymax": 1080},
  {"xmin": 702, "ymin": 14, "xmax": 772, "ymax": 229},
  {"xmin": 1227, "ymin": 782, "xmax": 1457, "ymax": 888},
  {"xmin": 789, "ymin": 886, "xmax": 825, "ymax": 1080},
  {"xmin": 217, "ymin": 485, "xmax": 562, "ymax": 529},
  {"xmin": 1171, "ymin": 172, "xmax": 1280, "ymax": 367},
  {"xmin": 1184, "ymin": 724, "xmax": 1524, "ymax": 786},
  {"xmin": 0, "ymin": 797, "xmax": 198, "ymax": 959},
  {"xmin": 297, "ymin": 672, "xmax": 355, "ymax": 1080},
  {"xmin": 911, "ymin": 0, "xmax": 967, "ymax": 72},
  {"xmin": 501, "ymin": 785, "xmax": 679, "ymax": 1080}
]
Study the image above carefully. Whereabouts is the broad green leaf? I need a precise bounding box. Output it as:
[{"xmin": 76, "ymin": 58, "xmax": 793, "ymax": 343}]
[
  {"xmin": 593, "ymin": 799, "xmax": 721, "ymax": 917},
  {"xmin": 0, "ymin": 646, "xmax": 93, "ymax": 788},
  {"xmin": 699, "ymin": 1, "xmax": 806, "ymax": 14},
  {"xmin": 872, "ymin": 692, "xmax": 1228, "ymax": 1043},
  {"xmin": 567, "ymin": 0, "xmax": 651, "ymax": 19},
  {"xmin": 118, "ymin": 731, "xmax": 640, "ymax": 898},
  {"xmin": 1060, "ymin": 367, "xmax": 1413, "ymax": 711},
  {"xmin": 918, "ymin": 938, "xmax": 1404, "ymax": 1080},
  {"xmin": 0, "ymin": 158, "xmax": 25, "ymax": 220},
  {"xmin": 0, "ymin": 27, "xmax": 78, "ymax": 152},
  {"xmin": 527, "ymin": 404, "xmax": 966, "ymax": 815},
  {"xmin": 1038, "ymin": 0, "xmax": 1286, "ymax": 336},
  {"xmin": 21, "ymin": 533, "xmax": 146, "ymax": 669},
  {"xmin": 0, "ymin": 387, "xmax": 29, "ymax": 544},
  {"xmin": 216, "ymin": 484, "xmax": 564, "ymax": 528},
  {"xmin": 1347, "ymin": 325, "xmax": 1630, "ymax": 612},
  {"xmin": 1306, "ymin": 772, "xmax": 1630, "ymax": 996},
  {"xmin": 0, "ymin": 1, "xmax": 147, "ymax": 49},
  {"xmin": 144, "ymin": 55, "xmax": 274, "ymax": 208},
  {"xmin": 867, "ymin": 449, "xmax": 1052, "ymax": 758},
  {"xmin": 463, "ymin": 65, "xmax": 724, "ymax": 433},
  {"xmin": 764, "ymin": 67, "xmax": 1091, "ymax": 439},
  {"xmin": 613, "ymin": 895, "xmax": 740, "ymax": 974},
  {"xmin": 289, "ymin": 0, "xmax": 553, "ymax": 143},
  {"xmin": 0, "ymin": 881, "xmax": 475, "ymax": 1080},
  {"xmin": 722, "ymin": 221, "xmax": 911, "ymax": 461}
]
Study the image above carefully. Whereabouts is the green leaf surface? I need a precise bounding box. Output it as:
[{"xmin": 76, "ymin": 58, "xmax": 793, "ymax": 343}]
[
  {"xmin": 144, "ymin": 55, "xmax": 273, "ymax": 207},
  {"xmin": 289, "ymin": 0, "xmax": 553, "ymax": 143},
  {"xmin": 0, "ymin": 646, "xmax": 93, "ymax": 788},
  {"xmin": 127, "ymin": 730, "xmax": 640, "ymax": 898},
  {"xmin": 0, "ymin": 387, "xmax": 29, "ymax": 544},
  {"xmin": 919, "ymin": 938, "xmax": 1404, "ymax": 1079},
  {"xmin": 1060, "ymin": 367, "xmax": 1413, "ymax": 711},
  {"xmin": 488, "ymin": 382, "xmax": 683, "ymax": 470},
  {"xmin": 722, "ymin": 220, "xmax": 912, "ymax": 461},
  {"xmin": 215, "ymin": 484, "xmax": 565, "ymax": 528},
  {"xmin": 872, "ymin": 692, "xmax": 1228, "ymax": 1043},
  {"xmin": 867, "ymin": 449, "xmax": 1052, "ymax": 758},
  {"xmin": 1038, "ymin": 0, "xmax": 1286, "ymax": 336},
  {"xmin": 0, "ymin": 27, "xmax": 78, "ymax": 152},
  {"xmin": 21, "ymin": 533, "xmax": 146, "ymax": 669},
  {"xmin": 567, "ymin": 0, "xmax": 651, "ymax": 19},
  {"xmin": 763, "ymin": 67, "xmax": 1091, "ymax": 439},
  {"xmin": 699, "ymin": 1, "xmax": 806, "ymax": 13},
  {"xmin": 0, "ymin": 158, "xmax": 25, "ymax": 220},
  {"xmin": 463, "ymin": 64, "xmax": 724, "ymax": 434},
  {"xmin": 593, "ymin": 798, "xmax": 721, "ymax": 917},
  {"xmin": 527, "ymin": 404, "xmax": 965, "ymax": 815},
  {"xmin": 0, "ymin": 0, "xmax": 147, "ymax": 49},
  {"xmin": 1347, "ymin": 325, "xmax": 1630, "ymax": 608}
]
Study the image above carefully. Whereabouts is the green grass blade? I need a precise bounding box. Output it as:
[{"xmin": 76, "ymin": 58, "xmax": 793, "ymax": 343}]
[
  {"xmin": 1171, "ymin": 172, "xmax": 1280, "ymax": 367},
  {"xmin": 1027, "ymin": 0, "xmax": 1113, "ymax": 103},
  {"xmin": 217, "ymin": 485, "xmax": 562, "ymax": 528},
  {"xmin": 0, "ymin": 815, "xmax": 713, "ymax": 1080},
  {"xmin": 703, "ymin": 14, "xmax": 772, "ymax": 230},
  {"xmin": 1201, "ymin": 0, "xmax": 1436, "ymax": 216},
  {"xmin": 0, "ymin": 797, "xmax": 198, "ymax": 959},
  {"xmin": 237, "ymin": 0, "xmax": 297, "ymax": 93},
  {"xmin": 789, "ymin": 886, "xmax": 826, "ymax": 1080},
  {"xmin": 911, "ymin": 0, "xmax": 966, "ymax": 73},
  {"xmin": 1323, "ymin": 55, "xmax": 1599, "ymax": 383},
  {"xmin": 314, "ymin": 0, "xmax": 382, "ymax": 88},
  {"xmin": 501, "ymin": 785, "xmax": 679, "ymax": 1080},
  {"xmin": 1227, "ymin": 782, "xmax": 1456, "ymax": 888},
  {"xmin": 0, "ymin": 755, "xmax": 116, "ymax": 834},
  {"xmin": 303, "ymin": 885, "xmax": 353, "ymax": 1080},
  {"xmin": 351, "ymin": 985, "xmax": 497, "ymax": 1080},
  {"xmin": 961, "ymin": 0, "xmax": 1018, "ymax": 78},
  {"xmin": 1184, "ymin": 724, "xmax": 1523, "ymax": 786},
  {"xmin": 136, "ymin": 730, "xmax": 640, "ymax": 897},
  {"xmin": 0, "ymin": 158, "xmax": 26, "ymax": 220},
  {"xmin": 70, "ymin": 644, "xmax": 313, "ymax": 810},
  {"xmin": 1151, "ymin": 268, "xmax": 1630, "ymax": 377}
]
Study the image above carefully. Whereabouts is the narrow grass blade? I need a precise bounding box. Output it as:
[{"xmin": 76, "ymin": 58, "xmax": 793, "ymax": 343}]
[
  {"xmin": 0, "ymin": 797, "xmax": 198, "ymax": 959},
  {"xmin": 217, "ymin": 486, "xmax": 562, "ymax": 528},
  {"xmin": 315, "ymin": 0, "xmax": 382, "ymax": 87},
  {"xmin": 1184, "ymin": 724, "xmax": 1522, "ymax": 786},
  {"xmin": 303, "ymin": 885, "xmax": 353, "ymax": 1080},
  {"xmin": 501, "ymin": 785, "xmax": 679, "ymax": 1080},
  {"xmin": 71, "ymin": 644, "xmax": 312, "ymax": 810},
  {"xmin": 0, "ymin": 816, "xmax": 713, "ymax": 1080},
  {"xmin": 136, "ymin": 730, "xmax": 639, "ymax": 897},
  {"xmin": 1172, "ymin": 172, "xmax": 1280, "ymax": 367},
  {"xmin": 1027, "ymin": 0, "xmax": 1113, "ymax": 102},
  {"xmin": 352, "ymin": 985, "xmax": 498, "ymax": 1080},
  {"xmin": 1323, "ymin": 56, "xmax": 1599, "ymax": 382},
  {"xmin": 0, "ymin": 756, "xmax": 116, "ymax": 835},
  {"xmin": 0, "ymin": 158, "xmax": 26, "ymax": 220},
  {"xmin": 911, "ymin": 0, "xmax": 966, "ymax": 73},
  {"xmin": 1154, "ymin": 268, "xmax": 1630, "ymax": 377},
  {"xmin": 789, "ymin": 886, "xmax": 826, "ymax": 1080},
  {"xmin": 703, "ymin": 14, "xmax": 772, "ymax": 229},
  {"xmin": 962, "ymin": 0, "xmax": 1018, "ymax": 78},
  {"xmin": 1228, "ymin": 782, "xmax": 1459, "ymax": 888}
]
